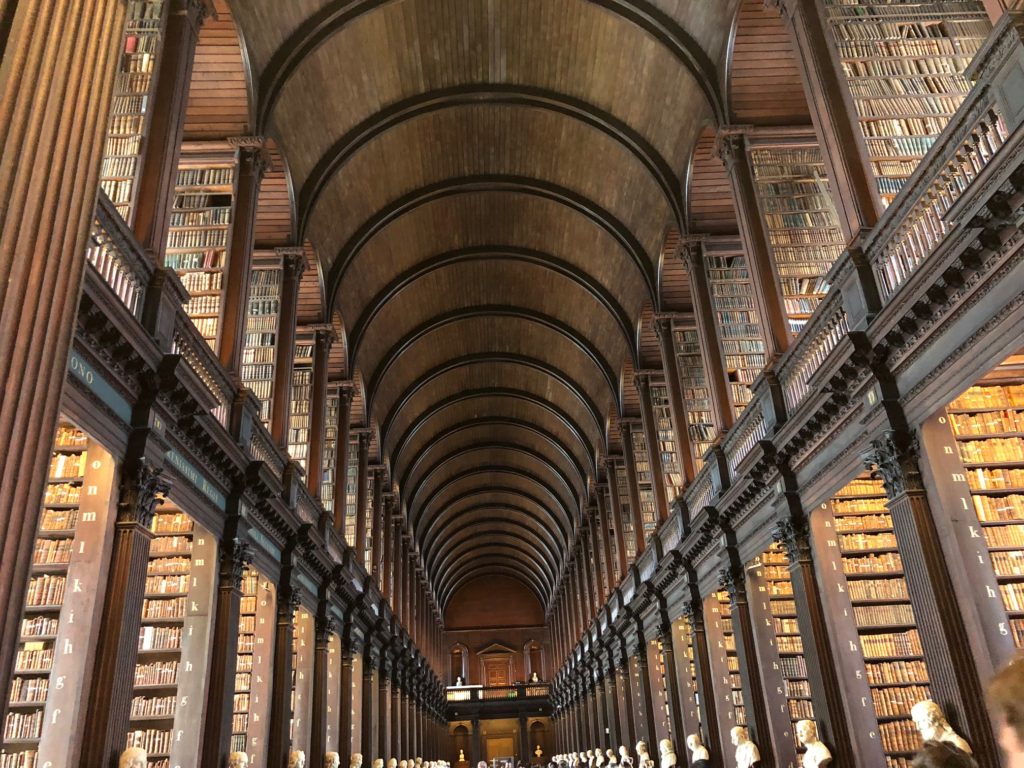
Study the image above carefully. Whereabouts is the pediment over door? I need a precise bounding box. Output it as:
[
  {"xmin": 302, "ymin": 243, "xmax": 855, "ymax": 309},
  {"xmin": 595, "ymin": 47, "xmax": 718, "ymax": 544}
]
[{"xmin": 477, "ymin": 642, "xmax": 517, "ymax": 686}]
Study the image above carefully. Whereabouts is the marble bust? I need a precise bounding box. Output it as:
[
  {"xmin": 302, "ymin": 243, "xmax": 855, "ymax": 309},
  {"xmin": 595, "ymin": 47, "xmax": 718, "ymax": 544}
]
[
  {"xmin": 119, "ymin": 748, "xmax": 148, "ymax": 768},
  {"xmin": 636, "ymin": 741, "xmax": 652, "ymax": 768},
  {"xmin": 796, "ymin": 721, "xmax": 832, "ymax": 768},
  {"xmin": 228, "ymin": 752, "xmax": 249, "ymax": 768},
  {"xmin": 606, "ymin": 749, "xmax": 618, "ymax": 766},
  {"xmin": 618, "ymin": 746, "xmax": 633, "ymax": 768},
  {"xmin": 288, "ymin": 751, "xmax": 307, "ymax": 768},
  {"xmin": 459, "ymin": 751, "xmax": 466, "ymax": 762},
  {"xmin": 658, "ymin": 739, "xmax": 677, "ymax": 768},
  {"xmin": 912, "ymin": 700, "xmax": 972, "ymax": 754},
  {"xmin": 686, "ymin": 735, "xmax": 710, "ymax": 768},
  {"xmin": 730, "ymin": 727, "xmax": 760, "ymax": 768},
  {"xmin": 594, "ymin": 749, "xmax": 605, "ymax": 768},
  {"xmin": 373, "ymin": 760, "xmax": 384, "ymax": 768}
]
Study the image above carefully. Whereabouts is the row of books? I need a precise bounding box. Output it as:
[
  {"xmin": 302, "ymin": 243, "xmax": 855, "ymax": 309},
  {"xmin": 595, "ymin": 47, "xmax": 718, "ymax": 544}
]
[
  {"xmin": 865, "ymin": 659, "xmax": 930, "ymax": 687},
  {"xmin": 168, "ymin": 228, "xmax": 227, "ymax": 251},
  {"xmin": 0, "ymin": 752, "xmax": 39, "ymax": 768},
  {"xmin": 175, "ymin": 167, "xmax": 233, "ymax": 187},
  {"xmin": 854, "ymin": 603, "xmax": 916, "ymax": 627},
  {"xmin": 169, "ymin": 208, "xmax": 231, "ymax": 228},
  {"xmin": 17, "ymin": 617, "xmax": 57, "ymax": 639},
  {"xmin": 3, "ymin": 711, "xmax": 42, "ymax": 742},
  {"xmin": 951, "ymin": 409, "xmax": 1024, "ymax": 435},
  {"xmin": 43, "ymin": 484, "xmax": 80, "ymax": 507},
  {"xmin": 835, "ymin": 512, "xmax": 893, "ymax": 532},
  {"xmin": 840, "ymin": 532, "xmax": 898, "ymax": 550},
  {"xmin": 151, "ymin": 536, "xmax": 191, "ymax": 555},
  {"xmin": 880, "ymin": 720, "xmax": 924, "ymax": 755},
  {"xmin": 147, "ymin": 556, "xmax": 190, "ymax": 575},
  {"xmin": 24, "ymin": 575, "xmax": 65, "ymax": 608},
  {"xmin": 13, "ymin": 646, "xmax": 52, "ymax": 674},
  {"xmin": 951, "ymin": 385, "xmax": 1024, "ymax": 410},
  {"xmin": 991, "ymin": 551, "xmax": 1024, "ymax": 578},
  {"xmin": 138, "ymin": 626, "xmax": 181, "ymax": 651},
  {"xmin": 134, "ymin": 661, "xmax": 178, "ymax": 687},
  {"xmin": 1000, "ymin": 583, "xmax": 1024, "ymax": 612},
  {"xmin": 130, "ymin": 695, "xmax": 177, "ymax": 719},
  {"xmin": 843, "ymin": 552, "xmax": 902, "ymax": 574},
  {"xmin": 144, "ymin": 574, "xmax": 188, "ymax": 595},
  {"xmin": 190, "ymin": 317, "xmax": 218, "ymax": 341},
  {"xmin": 8, "ymin": 678, "xmax": 47, "ymax": 705},
  {"xmin": 974, "ymin": 495, "xmax": 1024, "ymax": 522},
  {"xmin": 164, "ymin": 251, "xmax": 222, "ymax": 271},
  {"xmin": 178, "ymin": 270, "xmax": 223, "ymax": 293},
  {"xmin": 48, "ymin": 453, "xmax": 83, "ymax": 479},
  {"xmin": 126, "ymin": 729, "xmax": 171, "ymax": 756},
  {"xmin": 958, "ymin": 438, "xmax": 1024, "ymax": 463},
  {"xmin": 983, "ymin": 525, "xmax": 1024, "ymax": 548}
]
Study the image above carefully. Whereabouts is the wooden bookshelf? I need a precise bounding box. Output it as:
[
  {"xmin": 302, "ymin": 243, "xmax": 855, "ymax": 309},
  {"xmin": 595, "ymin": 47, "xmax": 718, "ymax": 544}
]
[
  {"xmin": 361, "ymin": 470, "xmax": 375, "ymax": 573},
  {"xmin": 747, "ymin": 543, "xmax": 813, "ymax": 764},
  {"xmin": 325, "ymin": 632, "xmax": 342, "ymax": 752},
  {"xmin": 703, "ymin": 239, "xmax": 768, "ymax": 417},
  {"xmin": 705, "ymin": 589, "xmax": 745, "ymax": 755},
  {"xmin": 241, "ymin": 263, "xmax": 282, "ymax": 427},
  {"xmin": 832, "ymin": 476, "xmax": 931, "ymax": 767},
  {"xmin": 127, "ymin": 506, "xmax": 215, "ymax": 768},
  {"xmin": 650, "ymin": 380, "xmax": 685, "ymax": 502},
  {"xmin": 99, "ymin": 0, "xmax": 166, "ymax": 223},
  {"xmin": 343, "ymin": 434, "xmax": 360, "ymax": 549},
  {"xmin": 164, "ymin": 153, "xmax": 235, "ymax": 351},
  {"xmin": 648, "ymin": 639, "xmax": 671, "ymax": 740},
  {"xmin": 673, "ymin": 615, "xmax": 704, "ymax": 746},
  {"xmin": 287, "ymin": 338, "xmax": 314, "ymax": 472},
  {"xmin": 822, "ymin": 0, "xmax": 991, "ymax": 206},
  {"xmin": 614, "ymin": 462, "xmax": 637, "ymax": 565},
  {"xmin": 321, "ymin": 391, "xmax": 340, "ymax": 514},
  {"xmin": 231, "ymin": 567, "xmax": 276, "ymax": 764},
  {"xmin": 290, "ymin": 608, "xmax": 314, "ymax": 754},
  {"xmin": 628, "ymin": 425, "xmax": 659, "ymax": 541},
  {"xmin": 749, "ymin": 144, "xmax": 846, "ymax": 337},
  {"xmin": 671, "ymin": 320, "xmax": 716, "ymax": 468},
  {"xmin": 1, "ymin": 424, "xmax": 116, "ymax": 768}
]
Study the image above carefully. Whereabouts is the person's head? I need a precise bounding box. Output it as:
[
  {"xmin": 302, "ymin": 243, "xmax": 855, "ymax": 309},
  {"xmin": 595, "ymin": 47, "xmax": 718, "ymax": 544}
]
[
  {"xmin": 120, "ymin": 748, "xmax": 148, "ymax": 768},
  {"xmin": 796, "ymin": 720, "xmax": 817, "ymax": 745},
  {"xmin": 911, "ymin": 741, "xmax": 978, "ymax": 768},
  {"xmin": 730, "ymin": 727, "xmax": 747, "ymax": 747},
  {"xmin": 990, "ymin": 658, "xmax": 1024, "ymax": 768}
]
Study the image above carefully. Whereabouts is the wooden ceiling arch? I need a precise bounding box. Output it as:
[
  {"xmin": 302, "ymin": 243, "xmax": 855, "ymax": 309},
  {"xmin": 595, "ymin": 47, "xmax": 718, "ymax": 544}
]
[
  {"xmin": 440, "ymin": 563, "xmax": 548, "ymax": 612},
  {"xmin": 434, "ymin": 542, "xmax": 557, "ymax": 602},
  {"xmin": 422, "ymin": 510, "xmax": 563, "ymax": 576}
]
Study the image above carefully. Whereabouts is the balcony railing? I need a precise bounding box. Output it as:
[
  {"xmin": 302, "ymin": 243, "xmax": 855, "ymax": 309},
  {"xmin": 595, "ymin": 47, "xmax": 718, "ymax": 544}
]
[
  {"xmin": 86, "ymin": 193, "xmax": 154, "ymax": 319},
  {"xmin": 445, "ymin": 683, "xmax": 550, "ymax": 702}
]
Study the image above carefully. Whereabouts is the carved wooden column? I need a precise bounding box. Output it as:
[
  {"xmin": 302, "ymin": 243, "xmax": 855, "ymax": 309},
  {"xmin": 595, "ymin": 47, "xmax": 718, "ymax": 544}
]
[
  {"xmin": 271, "ymin": 247, "xmax": 306, "ymax": 444},
  {"xmin": 720, "ymin": 554, "xmax": 776, "ymax": 768},
  {"xmin": 618, "ymin": 423, "xmax": 648, "ymax": 556},
  {"xmin": 684, "ymin": 581, "xmax": 722, "ymax": 767},
  {"xmin": 864, "ymin": 431, "xmax": 1000, "ymax": 766},
  {"xmin": 656, "ymin": 621, "xmax": 687, "ymax": 745},
  {"xmin": 0, "ymin": 0, "xmax": 126, "ymax": 703},
  {"xmin": 635, "ymin": 372, "xmax": 670, "ymax": 524},
  {"xmin": 200, "ymin": 533, "xmax": 253, "ymax": 768},
  {"xmin": 309, "ymin": 605, "xmax": 335, "ymax": 768},
  {"xmin": 307, "ymin": 327, "xmax": 335, "ymax": 495},
  {"xmin": 382, "ymin": 495, "xmax": 396, "ymax": 600},
  {"xmin": 354, "ymin": 431, "xmax": 371, "ymax": 566},
  {"xmin": 378, "ymin": 655, "xmax": 393, "ymax": 761},
  {"xmin": 220, "ymin": 137, "xmax": 271, "ymax": 373},
  {"xmin": 713, "ymin": 133, "xmax": 791, "ymax": 360},
  {"xmin": 765, "ymin": 0, "xmax": 882, "ymax": 241},
  {"xmin": 363, "ymin": 649, "xmax": 381, "ymax": 763},
  {"xmin": 678, "ymin": 243, "xmax": 736, "ymax": 432},
  {"xmin": 653, "ymin": 317, "xmax": 697, "ymax": 484},
  {"xmin": 471, "ymin": 717, "xmax": 483, "ymax": 765},
  {"xmin": 370, "ymin": 467, "xmax": 384, "ymax": 586},
  {"xmin": 631, "ymin": 640, "xmax": 658, "ymax": 745},
  {"xmin": 603, "ymin": 664, "xmax": 622, "ymax": 746},
  {"xmin": 605, "ymin": 462, "xmax": 629, "ymax": 579},
  {"xmin": 267, "ymin": 572, "xmax": 299, "ymax": 767},
  {"xmin": 338, "ymin": 635, "xmax": 356, "ymax": 767},
  {"xmin": 133, "ymin": 0, "xmax": 208, "ymax": 246},
  {"xmin": 332, "ymin": 384, "xmax": 355, "ymax": 531},
  {"xmin": 615, "ymin": 645, "xmax": 637, "ymax": 747},
  {"xmin": 80, "ymin": 459, "xmax": 169, "ymax": 766},
  {"xmin": 391, "ymin": 666, "xmax": 403, "ymax": 756},
  {"xmin": 592, "ymin": 669, "xmax": 608, "ymax": 742},
  {"xmin": 394, "ymin": 526, "xmax": 406, "ymax": 625}
]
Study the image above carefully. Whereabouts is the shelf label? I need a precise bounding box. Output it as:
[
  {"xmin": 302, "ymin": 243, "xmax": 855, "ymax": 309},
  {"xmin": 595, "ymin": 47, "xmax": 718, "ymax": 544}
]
[
  {"xmin": 67, "ymin": 350, "xmax": 132, "ymax": 422},
  {"xmin": 164, "ymin": 449, "xmax": 226, "ymax": 510}
]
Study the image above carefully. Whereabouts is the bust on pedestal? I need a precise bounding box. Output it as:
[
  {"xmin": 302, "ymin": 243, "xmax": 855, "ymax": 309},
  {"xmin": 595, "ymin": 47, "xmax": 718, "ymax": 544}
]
[
  {"xmin": 796, "ymin": 721, "xmax": 832, "ymax": 768},
  {"xmin": 685, "ymin": 735, "xmax": 710, "ymax": 768},
  {"xmin": 618, "ymin": 745, "xmax": 633, "ymax": 768},
  {"xmin": 289, "ymin": 751, "xmax": 307, "ymax": 768},
  {"xmin": 120, "ymin": 748, "xmax": 148, "ymax": 768},
  {"xmin": 606, "ymin": 749, "xmax": 618, "ymax": 766},
  {"xmin": 228, "ymin": 752, "xmax": 249, "ymax": 768},
  {"xmin": 912, "ymin": 700, "xmax": 973, "ymax": 754},
  {"xmin": 730, "ymin": 728, "xmax": 761, "ymax": 768},
  {"xmin": 658, "ymin": 739, "xmax": 677, "ymax": 768},
  {"xmin": 636, "ymin": 742, "xmax": 652, "ymax": 768}
]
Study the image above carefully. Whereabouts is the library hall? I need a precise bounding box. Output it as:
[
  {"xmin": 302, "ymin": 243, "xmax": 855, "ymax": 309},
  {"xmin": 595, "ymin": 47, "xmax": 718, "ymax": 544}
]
[{"xmin": 6, "ymin": 0, "xmax": 1024, "ymax": 767}]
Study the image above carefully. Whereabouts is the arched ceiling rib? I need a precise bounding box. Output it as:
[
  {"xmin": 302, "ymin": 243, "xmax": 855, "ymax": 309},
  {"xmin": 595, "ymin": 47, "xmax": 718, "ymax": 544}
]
[{"xmin": 229, "ymin": 0, "xmax": 742, "ymax": 610}]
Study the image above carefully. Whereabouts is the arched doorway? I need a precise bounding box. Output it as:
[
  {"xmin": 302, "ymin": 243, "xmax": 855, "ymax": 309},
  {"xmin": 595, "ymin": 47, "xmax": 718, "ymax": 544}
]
[
  {"xmin": 450, "ymin": 643, "xmax": 468, "ymax": 684},
  {"xmin": 529, "ymin": 721, "xmax": 547, "ymax": 764}
]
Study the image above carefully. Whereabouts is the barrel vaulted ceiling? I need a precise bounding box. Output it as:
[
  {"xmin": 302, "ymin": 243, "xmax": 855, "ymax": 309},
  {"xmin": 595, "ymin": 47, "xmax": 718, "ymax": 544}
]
[{"xmin": 229, "ymin": 0, "xmax": 743, "ymax": 612}]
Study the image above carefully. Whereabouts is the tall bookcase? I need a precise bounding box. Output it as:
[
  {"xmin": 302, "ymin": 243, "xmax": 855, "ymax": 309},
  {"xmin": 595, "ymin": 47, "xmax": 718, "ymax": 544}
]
[
  {"xmin": 1, "ymin": 423, "xmax": 115, "ymax": 768},
  {"xmin": 628, "ymin": 426, "xmax": 659, "ymax": 542},
  {"xmin": 749, "ymin": 144, "xmax": 846, "ymax": 336},
  {"xmin": 614, "ymin": 462, "xmax": 637, "ymax": 565},
  {"xmin": 747, "ymin": 544, "xmax": 814, "ymax": 765},
  {"xmin": 321, "ymin": 391, "xmax": 340, "ymax": 514},
  {"xmin": 127, "ymin": 506, "xmax": 215, "ymax": 768},
  {"xmin": 944, "ymin": 379, "xmax": 1024, "ymax": 649},
  {"xmin": 232, "ymin": 567, "xmax": 276, "ymax": 764},
  {"xmin": 290, "ymin": 608, "xmax": 314, "ymax": 753},
  {"xmin": 343, "ymin": 434, "xmax": 360, "ymax": 548},
  {"xmin": 241, "ymin": 261, "xmax": 282, "ymax": 427},
  {"xmin": 671, "ymin": 321, "xmax": 716, "ymax": 468},
  {"xmin": 287, "ymin": 338, "xmax": 315, "ymax": 472},
  {"xmin": 673, "ymin": 614, "xmax": 704, "ymax": 747},
  {"xmin": 704, "ymin": 239, "xmax": 768, "ymax": 417},
  {"xmin": 650, "ymin": 380, "xmax": 685, "ymax": 501},
  {"xmin": 705, "ymin": 589, "xmax": 744, "ymax": 755},
  {"xmin": 822, "ymin": 0, "xmax": 991, "ymax": 206},
  {"xmin": 647, "ymin": 639, "xmax": 671, "ymax": 740},
  {"xmin": 361, "ymin": 470, "xmax": 375, "ymax": 573},
  {"xmin": 100, "ymin": 0, "xmax": 166, "ymax": 223},
  {"xmin": 164, "ymin": 152, "xmax": 235, "ymax": 351},
  {"xmin": 832, "ymin": 476, "xmax": 931, "ymax": 767}
]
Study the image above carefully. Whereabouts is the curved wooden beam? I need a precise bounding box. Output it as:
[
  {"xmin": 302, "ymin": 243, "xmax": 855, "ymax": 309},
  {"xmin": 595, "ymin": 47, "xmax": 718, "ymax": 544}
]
[
  {"xmin": 440, "ymin": 563, "xmax": 548, "ymax": 611},
  {"xmin": 407, "ymin": 443, "xmax": 580, "ymax": 518},
  {"xmin": 439, "ymin": 555, "xmax": 552, "ymax": 608},
  {"xmin": 422, "ymin": 509, "xmax": 562, "ymax": 575},
  {"xmin": 396, "ymin": 417, "xmax": 590, "ymax": 502},
  {"xmin": 255, "ymin": 0, "xmax": 725, "ymax": 133},
  {"xmin": 391, "ymin": 388, "xmax": 599, "ymax": 487},
  {"xmin": 295, "ymin": 85, "xmax": 685, "ymax": 236},
  {"xmin": 348, "ymin": 245, "xmax": 636, "ymax": 366},
  {"xmin": 433, "ymin": 537, "xmax": 557, "ymax": 593},
  {"xmin": 326, "ymin": 176, "xmax": 657, "ymax": 315},
  {"xmin": 381, "ymin": 353, "xmax": 605, "ymax": 456},
  {"xmin": 366, "ymin": 305, "xmax": 621, "ymax": 412}
]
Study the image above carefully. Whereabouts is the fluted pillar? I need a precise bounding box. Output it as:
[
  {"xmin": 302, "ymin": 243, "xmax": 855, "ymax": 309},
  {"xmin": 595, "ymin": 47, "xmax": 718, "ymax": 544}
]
[
  {"xmin": 270, "ymin": 248, "xmax": 306, "ymax": 444},
  {"xmin": 332, "ymin": 384, "xmax": 355, "ymax": 531},
  {"xmin": 267, "ymin": 574, "xmax": 299, "ymax": 767},
  {"xmin": 307, "ymin": 327, "xmax": 335, "ymax": 495}
]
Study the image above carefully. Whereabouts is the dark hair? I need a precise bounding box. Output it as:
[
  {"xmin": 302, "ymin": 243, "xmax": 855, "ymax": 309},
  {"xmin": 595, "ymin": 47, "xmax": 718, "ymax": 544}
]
[
  {"xmin": 911, "ymin": 741, "xmax": 978, "ymax": 768},
  {"xmin": 989, "ymin": 656, "xmax": 1024, "ymax": 745}
]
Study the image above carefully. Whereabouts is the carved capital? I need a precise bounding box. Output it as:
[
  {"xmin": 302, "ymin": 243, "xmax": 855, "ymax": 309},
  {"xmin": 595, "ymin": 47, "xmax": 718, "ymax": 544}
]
[
  {"xmin": 713, "ymin": 128, "xmax": 748, "ymax": 171},
  {"xmin": 681, "ymin": 597, "xmax": 704, "ymax": 631},
  {"xmin": 633, "ymin": 371, "xmax": 651, "ymax": 394},
  {"xmin": 678, "ymin": 235, "xmax": 707, "ymax": 272},
  {"xmin": 230, "ymin": 136, "xmax": 273, "ymax": 181},
  {"xmin": 357, "ymin": 430, "xmax": 372, "ymax": 450},
  {"xmin": 718, "ymin": 564, "xmax": 746, "ymax": 606},
  {"xmin": 316, "ymin": 614, "xmax": 338, "ymax": 643},
  {"xmin": 863, "ymin": 430, "xmax": 922, "ymax": 497},
  {"xmin": 221, "ymin": 537, "xmax": 253, "ymax": 589},
  {"xmin": 652, "ymin": 316, "xmax": 673, "ymax": 343},
  {"xmin": 338, "ymin": 381, "xmax": 356, "ymax": 406},
  {"xmin": 773, "ymin": 514, "xmax": 811, "ymax": 564},
  {"xmin": 275, "ymin": 246, "xmax": 308, "ymax": 279},
  {"xmin": 117, "ymin": 458, "xmax": 170, "ymax": 527}
]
